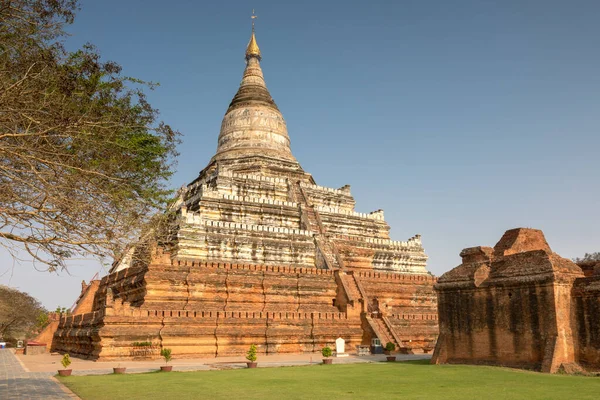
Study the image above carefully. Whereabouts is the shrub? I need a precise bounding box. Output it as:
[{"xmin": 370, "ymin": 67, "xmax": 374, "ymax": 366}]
[
  {"xmin": 132, "ymin": 341, "xmax": 153, "ymax": 347},
  {"xmin": 160, "ymin": 348, "xmax": 172, "ymax": 364},
  {"xmin": 322, "ymin": 346, "xmax": 333, "ymax": 358},
  {"xmin": 61, "ymin": 354, "xmax": 71, "ymax": 369},
  {"xmin": 385, "ymin": 342, "xmax": 396, "ymax": 352},
  {"xmin": 246, "ymin": 344, "xmax": 258, "ymax": 362}
]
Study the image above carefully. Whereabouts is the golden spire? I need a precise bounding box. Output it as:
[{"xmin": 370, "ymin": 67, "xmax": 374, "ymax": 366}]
[{"xmin": 245, "ymin": 9, "xmax": 261, "ymax": 60}]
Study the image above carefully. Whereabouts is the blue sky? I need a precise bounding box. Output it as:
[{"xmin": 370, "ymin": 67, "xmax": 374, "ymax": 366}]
[{"xmin": 2, "ymin": 0, "xmax": 599, "ymax": 309}]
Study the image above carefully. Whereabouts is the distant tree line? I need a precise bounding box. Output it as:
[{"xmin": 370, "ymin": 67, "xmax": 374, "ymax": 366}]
[
  {"xmin": 0, "ymin": 285, "xmax": 46, "ymax": 341},
  {"xmin": 573, "ymin": 252, "xmax": 600, "ymax": 263}
]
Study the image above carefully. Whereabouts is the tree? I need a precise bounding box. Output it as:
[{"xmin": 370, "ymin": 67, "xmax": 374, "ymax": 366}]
[
  {"xmin": 35, "ymin": 310, "xmax": 50, "ymax": 331},
  {"xmin": 54, "ymin": 306, "xmax": 70, "ymax": 314},
  {"xmin": 0, "ymin": 285, "xmax": 46, "ymax": 340},
  {"xmin": 0, "ymin": 1, "xmax": 180, "ymax": 271},
  {"xmin": 573, "ymin": 252, "xmax": 600, "ymax": 263}
]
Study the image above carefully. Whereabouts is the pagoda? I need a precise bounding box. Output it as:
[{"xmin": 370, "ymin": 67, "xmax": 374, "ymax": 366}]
[{"xmin": 51, "ymin": 25, "xmax": 438, "ymax": 359}]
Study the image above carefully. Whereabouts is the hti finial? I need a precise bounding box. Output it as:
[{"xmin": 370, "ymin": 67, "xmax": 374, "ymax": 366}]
[
  {"xmin": 246, "ymin": 9, "xmax": 261, "ymax": 61},
  {"xmin": 251, "ymin": 9, "xmax": 258, "ymax": 32}
]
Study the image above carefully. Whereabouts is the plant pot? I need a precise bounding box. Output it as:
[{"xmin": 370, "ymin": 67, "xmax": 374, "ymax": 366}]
[
  {"xmin": 384, "ymin": 350, "xmax": 391, "ymax": 355},
  {"xmin": 246, "ymin": 362, "xmax": 257, "ymax": 368},
  {"xmin": 160, "ymin": 366, "xmax": 173, "ymax": 372},
  {"xmin": 113, "ymin": 367, "xmax": 127, "ymax": 374},
  {"xmin": 386, "ymin": 356, "xmax": 396, "ymax": 362},
  {"xmin": 322, "ymin": 358, "xmax": 333, "ymax": 365},
  {"xmin": 58, "ymin": 369, "xmax": 72, "ymax": 377}
]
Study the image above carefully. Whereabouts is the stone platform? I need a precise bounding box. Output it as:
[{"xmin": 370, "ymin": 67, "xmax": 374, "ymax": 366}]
[{"xmin": 52, "ymin": 255, "xmax": 438, "ymax": 360}]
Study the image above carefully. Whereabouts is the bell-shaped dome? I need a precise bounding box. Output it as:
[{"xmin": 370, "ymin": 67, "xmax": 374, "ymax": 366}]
[{"xmin": 212, "ymin": 30, "xmax": 297, "ymax": 163}]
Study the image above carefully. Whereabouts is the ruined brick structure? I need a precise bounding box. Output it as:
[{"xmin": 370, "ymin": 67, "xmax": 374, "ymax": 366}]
[
  {"xmin": 432, "ymin": 228, "xmax": 600, "ymax": 373},
  {"xmin": 32, "ymin": 280, "xmax": 100, "ymax": 351},
  {"xmin": 51, "ymin": 28, "xmax": 438, "ymax": 360}
]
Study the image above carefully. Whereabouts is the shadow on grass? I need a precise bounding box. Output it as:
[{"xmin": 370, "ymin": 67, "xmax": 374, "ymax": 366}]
[{"xmin": 396, "ymin": 359, "xmax": 431, "ymax": 365}]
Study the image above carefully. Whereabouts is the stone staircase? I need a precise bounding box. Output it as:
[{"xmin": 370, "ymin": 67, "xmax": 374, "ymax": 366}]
[
  {"xmin": 334, "ymin": 271, "xmax": 362, "ymax": 310},
  {"xmin": 303, "ymin": 204, "xmax": 321, "ymax": 233},
  {"xmin": 381, "ymin": 315, "xmax": 405, "ymax": 351},
  {"xmin": 349, "ymin": 273, "xmax": 370, "ymax": 309},
  {"xmin": 315, "ymin": 236, "xmax": 341, "ymax": 269},
  {"xmin": 288, "ymin": 181, "xmax": 408, "ymax": 350},
  {"xmin": 366, "ymin": 316, "xmax": 393, "ymax": 347},
  {"xmin": 367, "ymin": 315, "xmax": 403, "ymax": 351},
  {"xmin": 343, "ymin": 273, "xmax": 362, "ymax": 304},
  {"xmin": 290, "ymin": 180, "xmax": 341, "ymax": 270},
  {"xmin": 349, "ymin": 272, "xmax": 404, "ymax": 351}
]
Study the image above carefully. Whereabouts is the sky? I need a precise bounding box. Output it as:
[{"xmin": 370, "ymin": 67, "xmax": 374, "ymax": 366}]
[{"xmin": 2, "ymin": 0, "xmax": 599, "ymax": 309}]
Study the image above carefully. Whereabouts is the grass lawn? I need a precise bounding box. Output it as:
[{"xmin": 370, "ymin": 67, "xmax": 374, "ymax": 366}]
[{"xmin": 58, "ymin": 360, "xmax": 600, "ymax": 400}]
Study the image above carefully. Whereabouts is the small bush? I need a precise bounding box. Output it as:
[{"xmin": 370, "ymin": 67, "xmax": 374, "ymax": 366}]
[
  {"xmin": 385, "ymin": 342, "xmax": 396, "ymax": 352},
  {"xmin": 322, "ymin": 346, "xmax": 333, "ymax": 358},
  {"xmin": 160, "ymin": 348, "xmax": 172, "ymax": 364},
  {"xmin": 246, "ymin": 344, "xmax": 258, "ymax": 362},
  {"xmin": 132, "ymin": 341, "xmax": 153, "ymax": 347},
  {"xmin": 61, "ymin": 353, "xmax": 71, "ymax": 369}
]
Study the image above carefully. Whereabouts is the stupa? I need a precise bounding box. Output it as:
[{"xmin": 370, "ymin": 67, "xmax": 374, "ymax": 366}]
[{"xmin": 50, "ymin": 23, "xmax": 438, "ymax": 359}]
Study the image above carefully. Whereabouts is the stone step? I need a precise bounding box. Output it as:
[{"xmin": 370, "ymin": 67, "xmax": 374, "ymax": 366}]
[
  {"xmin": 366, "ymin": 316, "xmax": 393, "ymax": 347},
  {"xmin": 371, "ymin": 317, "xmax": 400, "ymax": 349},
  {"xmin": 342, "ymin": 275, "xmax": 361, "ymax": 300}
]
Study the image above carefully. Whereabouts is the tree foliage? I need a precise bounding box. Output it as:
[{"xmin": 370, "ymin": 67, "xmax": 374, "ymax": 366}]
[
  {"xmin": 36, "ymin": 310, "xmax": 50, "ymax": 330},
  {"xmin": 54, "ymin": 305, "xmax": 70, "ymax": 314},
  {"xmin": 0, "ymin": 285, "xmax": 46, "ymax": 340},
  {"xmin": 573, "ymin": 252, "xmax": 600, "ymax": 263},
  {"xmin": 0, "ymin": 0, "xmax": 180, "ymax": 271}
]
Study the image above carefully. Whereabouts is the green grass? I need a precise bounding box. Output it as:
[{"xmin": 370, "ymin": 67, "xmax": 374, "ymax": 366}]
[{"xmin": 58, "ymin": 360, "xmax": 600, "ymax": 400}]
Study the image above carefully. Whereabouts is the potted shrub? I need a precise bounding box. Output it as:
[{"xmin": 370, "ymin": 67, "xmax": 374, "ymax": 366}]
[
  {"xmin": 246, "ymin": 344, "xmax": 258, "ymax": 368},
  {"xmin": 384, "ymin": 342, "xmax": 396, "ymax": 361},
  {"xmin": 58, "ymin": 353, "xmax": 72, "ymax": 376},
  {"xmin": 113, "ymin": 363, "xmax": 126, "ymax": 374},
  {"xmin": 160, "ymin": 348, "xmax": 173, "ymax": 372},
  {"xmin": 321, "ymin": 346, "xmax": 333, "ymax": 365}
]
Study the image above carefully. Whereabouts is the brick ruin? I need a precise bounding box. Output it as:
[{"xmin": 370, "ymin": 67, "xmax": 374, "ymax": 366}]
[
  {"xmin": 432, "ymin": 228, "xmax": 600, "ymax": 373},
  {"xmin": 49, "ymin": 29, "xmax": 438, "ymax": 360},
  {"xmin": 33, "ymin": 281, "xmax": 99, "ymax": 351}
]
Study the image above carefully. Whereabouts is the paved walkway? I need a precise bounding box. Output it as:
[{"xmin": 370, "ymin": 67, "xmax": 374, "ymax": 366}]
[
  {"xmin": 18, "ymin": 350, "xmax": 431, "ymax": 375},
  {"xmin": 0, "ymin": 349, "xmax": 74, "ymax": 399}
]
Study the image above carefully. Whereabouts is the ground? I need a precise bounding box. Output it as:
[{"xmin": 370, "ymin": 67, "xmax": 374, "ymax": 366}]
[
  {"xmin": 58, "ymin": 360, "xmax": 600, "ymax": 400},
  {"xmin": 0, "ymin": 349, "xmax": 71, "ymax": 399}
]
